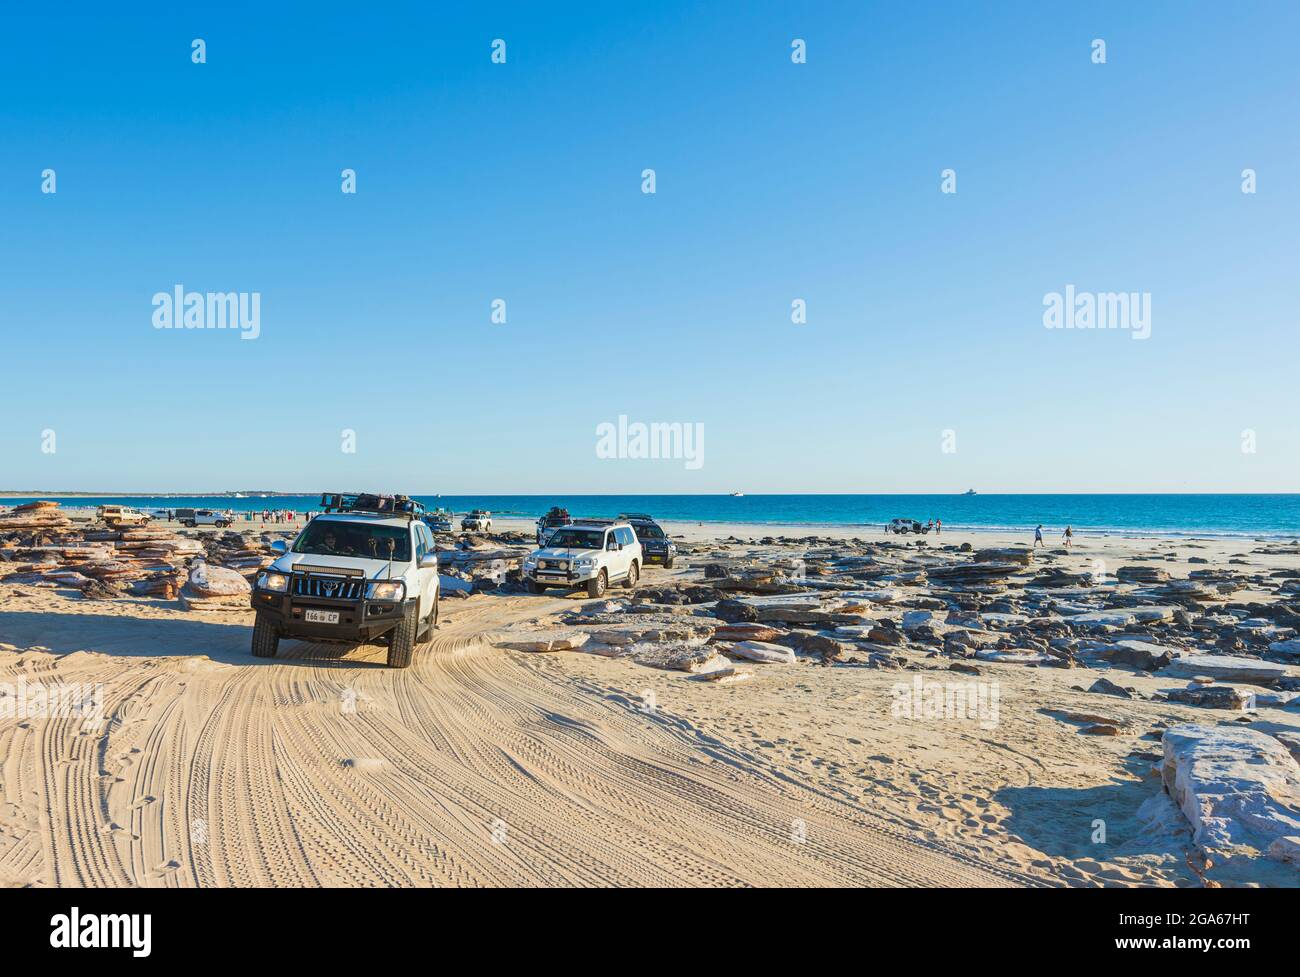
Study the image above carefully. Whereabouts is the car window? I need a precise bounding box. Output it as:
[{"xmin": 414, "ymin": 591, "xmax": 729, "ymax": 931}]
[
  {"xmin": 546, "ymin": 528, "xmax": 604, "ymax": 549},
  {"xmin": 617, "ymin": 527, "xmax": 635, "ymax": 545}
]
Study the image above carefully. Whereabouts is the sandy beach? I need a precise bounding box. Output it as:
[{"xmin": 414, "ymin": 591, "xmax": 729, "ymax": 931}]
[{"xmin": 3, "ymin": 507, "xmax": 1299, "ymax": 888}]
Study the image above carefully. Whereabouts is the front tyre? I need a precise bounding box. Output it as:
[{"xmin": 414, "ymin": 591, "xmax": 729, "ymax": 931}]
[
  {"xmin": 251, "ymin": 614, "xmax": 279, "ymax": 659},
  {"xmin": 664, "ymin": 556, "xmax": 675, "ymax": 569},
  {"xmin": 623, "ymin": 561, "xmax": 639, "ymax": 589},
  {"xmin": 387, "ymin": 604, "xmax": 418, "ymax": 669},
  {"xmin": 586, "ymin": 569, "xmax": 608, "ymax": 599},
  {"xmin": 526, "ymin": 579, "xmax": 546, "ymax": 594}
]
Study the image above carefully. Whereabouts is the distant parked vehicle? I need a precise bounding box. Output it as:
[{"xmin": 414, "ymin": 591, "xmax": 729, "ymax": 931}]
[
  {"xmin": 535, "ymin": 506, "xmax": 572, "ymax": 545},
  {"xmin": 886, "ymin": 518, "xmax": 929, "ymax": 535},
  {"xmin": 461, "ymin": 510, "xmax": 492, "ymax": 532},
  {"xmin": 177, "ymin": 508, "xmax": 232, "ymax": 529},
  {"xmin": 97, "ymin": 505, "xmax": 151, "ymax": 529},
  {"xmin": 619, "ymin": 513, "xmax": 677, "ymax": 568},
  {"xmin": 423, "ymin": 508, "xmax": 454, "ymax": 533}
]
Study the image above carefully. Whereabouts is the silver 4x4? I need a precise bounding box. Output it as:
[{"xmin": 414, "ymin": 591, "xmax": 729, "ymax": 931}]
[
  {"xmin": 249, "ymin": 494, "xmax": 440, "ymax": 668},
  {"xmin": 522, "ymin": 520, "xmax": 642, "ymax": 598}
]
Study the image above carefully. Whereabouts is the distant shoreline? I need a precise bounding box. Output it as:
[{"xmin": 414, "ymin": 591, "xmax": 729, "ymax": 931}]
[{"xmin": 0, "ymin": 491, "xmax": 306, "ymax": 498}]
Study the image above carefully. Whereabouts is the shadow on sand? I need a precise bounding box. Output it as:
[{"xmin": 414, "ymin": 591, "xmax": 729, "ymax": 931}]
[
  {"xmin": 0, "ymin": 609, "xmax": 389, "ymax": 669},
  {"xmin": 993, "ymin": 757, "xmax": 1180, "ymax": 862}
]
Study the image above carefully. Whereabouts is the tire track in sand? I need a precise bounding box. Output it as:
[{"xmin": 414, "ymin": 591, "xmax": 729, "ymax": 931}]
[{"xmin": 3, "ymin": 594, "xmax": 1045, "ymax": 887}]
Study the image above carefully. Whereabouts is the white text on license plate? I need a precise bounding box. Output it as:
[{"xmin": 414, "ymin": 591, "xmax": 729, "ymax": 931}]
[{"xmin": 305, "ymin": 609, "xmax": 340, "ymax": 624}]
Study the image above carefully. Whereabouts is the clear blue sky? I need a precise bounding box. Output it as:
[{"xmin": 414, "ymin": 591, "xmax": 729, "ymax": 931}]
[{"xmin": 3, "ymin": 1, "xmax": 1296, "ymax": 494}]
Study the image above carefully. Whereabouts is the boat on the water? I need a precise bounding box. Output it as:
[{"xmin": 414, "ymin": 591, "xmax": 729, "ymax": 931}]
[
  {"xmin": 730, "ymin": 491, "xmax": 744, "ymax": 497},
  {"xmin": 963, "ymin": 489, "xmax": 977, "ymax": 496}
]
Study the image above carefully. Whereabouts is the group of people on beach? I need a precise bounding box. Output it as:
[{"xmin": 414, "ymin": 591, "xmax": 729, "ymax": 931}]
[
  {"xmin": 1034, "ymin": 524, "xmax": 1073, "ymax": 548},
  {"xmin": 250, "ymin": 509, "xmax": 300, "ymax": 525}
]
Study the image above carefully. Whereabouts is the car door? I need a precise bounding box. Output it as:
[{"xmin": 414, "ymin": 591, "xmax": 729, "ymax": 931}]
[
  {"xmin": 621, "ymin": 527, "xmax": 639, "ymax": 573},
  {"xmin": 413, "ymin": 525, "xmax": 434, "ymax": 615},
  {"xmin": 621, "ymin": 527, "xmax": 640, "ymax": 569},
  {"xmin": 609, "ymin": 528, "xmax": 630, "ymax": 579}
]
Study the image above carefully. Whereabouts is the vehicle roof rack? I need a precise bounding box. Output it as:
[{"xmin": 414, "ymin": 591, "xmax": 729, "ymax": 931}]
[
  {"xmin": 319, "ymin": 493, "xmax": 426, "ymax": 520},
  {"xmin": 570, "ymin": 518, "xmax": 618, "ymax": 527},
  {"xmin": 617, "ymin": 512, "xmax": 655, "ymax": 521}
]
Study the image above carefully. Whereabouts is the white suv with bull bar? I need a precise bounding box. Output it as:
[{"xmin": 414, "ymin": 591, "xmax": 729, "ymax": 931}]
[{"xmin": 522, "ymin": 519, "xmax": 642, "ymax": 598}]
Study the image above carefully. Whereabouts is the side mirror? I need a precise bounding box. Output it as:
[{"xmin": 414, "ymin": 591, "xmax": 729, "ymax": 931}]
[
  {"xmin": 270, "ymin": 540, "xmax": 288, "ymax": 555},
  {"xmin": 419, "ymin": 554, "xmax": 438, "ymax": 569}
]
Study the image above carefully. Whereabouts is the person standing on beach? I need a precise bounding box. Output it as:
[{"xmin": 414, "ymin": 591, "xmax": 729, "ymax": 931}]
[
  {"xmin": 1063, "ymin": 525, "xmax": 1073, "ymax": 548},
  {"xmin": 935, "ymin": 519, "xmax": 942, "ymax": 536},
  {"xmin": 1034, "ymin": 524, "xmax": 1044, "ymax": 548}
]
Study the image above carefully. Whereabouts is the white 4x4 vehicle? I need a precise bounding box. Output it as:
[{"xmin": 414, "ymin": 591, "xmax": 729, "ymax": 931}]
[
  {"xmin": 461, "ymin": 510, "xmax": 492, "ymax": 532},
  {"xmin": 249, "ymin": 494, "xmax": 440, "ymax": 669},
  {"xmin": 178, "ymin": 508, "xmax": 232, "ymax": 528},
  {"xmin": 523, "ymin": 520, "xmax": 642, "ymax": 597},
  {"xmin": 886, "ymin": 518, "xmax": 929, "ymax": 535}
]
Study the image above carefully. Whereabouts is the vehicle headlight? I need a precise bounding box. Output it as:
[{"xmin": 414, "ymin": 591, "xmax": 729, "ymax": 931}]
[
  {"xmin": 574, "ymin": 556, "xmax": 596, "ymax": 568},
  {"xmin": 257, "ymin": 571, "xmax": 289, "ymax": 593},
  {"xmin": 366, "ymin": 580, "xmax": 406, "ymax": 601},
  {"xmin": 523, "ymin": 556, "xmax": 538, "ymax": 568}
]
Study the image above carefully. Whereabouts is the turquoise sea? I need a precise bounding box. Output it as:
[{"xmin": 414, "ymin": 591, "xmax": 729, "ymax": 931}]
[{"xmin": 4, "ymin": 494, "xmax": 1299, "ymax": 539}]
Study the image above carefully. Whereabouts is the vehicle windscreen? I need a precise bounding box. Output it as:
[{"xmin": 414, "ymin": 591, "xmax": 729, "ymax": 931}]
[
  {"xmin": 632, "ymin": 524, "xmax": 664, "ymax": 539},
  {"xmin": 545, "ymin": 529, "xmax": 604, "ymax": 550},
  {"xmin": 293, "ymin": 521, "xmax": 411, "ymax": 561}
]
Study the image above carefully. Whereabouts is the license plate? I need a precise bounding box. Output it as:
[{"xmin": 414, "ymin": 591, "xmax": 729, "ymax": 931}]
[{"xmin": 304, "ymin": 609, "xmax": 340, "ymax": 624}]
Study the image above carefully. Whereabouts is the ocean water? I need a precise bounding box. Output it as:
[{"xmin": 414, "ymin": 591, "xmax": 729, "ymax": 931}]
[{"xmin": 4, "ymin": 494, "xmax": 1300, "ymax": 538}]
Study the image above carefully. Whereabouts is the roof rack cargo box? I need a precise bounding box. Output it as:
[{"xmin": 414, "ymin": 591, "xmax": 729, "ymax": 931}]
[{"xmin": 319, "ymin": 493, "xmax": 426, "ymax": 520}]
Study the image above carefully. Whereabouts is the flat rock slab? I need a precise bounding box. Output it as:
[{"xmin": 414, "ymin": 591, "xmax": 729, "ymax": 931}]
[
  {"xmin": 633, "ymin": 643, "xmax": 727, "ymax": 673},
  {"xmin": 1163, "ymin": 685, "xmax": 1252, "ymax": 710},
  {"xmin": 1161, "ymin": 723, "xmax": 1300, "ymax": 851},
  {"xmin": 979, "ymin": 613, "xmax": 1029, "ymax": 627},
  {"xmin": 1069, "ymin": 610, "xmax": 1138, "ymax": 628},
  {"xmin": 974, "ymin": 649, "xmax": 1049, "ymax": 665},
  {"xmin": 1162, "ymin": 654, "xmax": 1291, "ymax": 685},
  {"xmin": 1070, "ymin": 605, "xmax": 1180, "ymax": 629},
  {"xmin": 497, "ymin": 632, "xmax": 591, "ymax": 653},
  {"xmin": 901, "ymin": 610, "xmax": 934, "ymax": 630},
  {"xmin": 719, "ymin": 640, "xmax": 797, "ymax": 664},
  {"xmin": 187, "ymin": 563, "xmax": 250, "ymax": 597},
  {"xmin": 1269, "ymin": 639, "xmax": 1300, "ymax": 661}
]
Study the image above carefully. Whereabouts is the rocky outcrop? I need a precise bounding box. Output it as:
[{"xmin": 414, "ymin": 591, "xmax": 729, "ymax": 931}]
[{"xmin": 1160, "ymin": 724, "xmax": 1300, "ymax": 852}]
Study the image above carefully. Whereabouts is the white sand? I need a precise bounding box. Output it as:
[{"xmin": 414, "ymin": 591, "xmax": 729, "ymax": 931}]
[{"xmin": 2, "ymin": 528, "xmax": 1298, "ymax": 887}]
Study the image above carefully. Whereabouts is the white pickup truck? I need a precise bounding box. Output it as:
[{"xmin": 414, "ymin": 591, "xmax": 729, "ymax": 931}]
[
  {"xmin": 177, "ymin": 508, "xmax": 233, "ymax": 528},
  {"xmin": 522, "ymin": 520, "xmax": 642, "ymax": 598}
]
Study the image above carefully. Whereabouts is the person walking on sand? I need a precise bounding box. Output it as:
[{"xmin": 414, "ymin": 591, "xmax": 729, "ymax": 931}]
[
  {"xmin": 935, "ymin": 519, "xmax": 942, "ymax": 536},
  {"xmin": 1034, "ymin": 524, "xmax": 1044, "ymax": 548},
  {"xmin": 1063, "ymin": 525, "xmax": 1073, "ymax": 548}
]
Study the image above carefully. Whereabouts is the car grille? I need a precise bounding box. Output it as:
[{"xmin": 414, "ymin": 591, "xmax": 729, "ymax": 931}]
[
  {"xmin": 540, "ymin": 560, "xmax": 569, "ymax": 570},
  {"xmin": 292, "ymin": 575, "xmax": 363, "ymax": 600}
]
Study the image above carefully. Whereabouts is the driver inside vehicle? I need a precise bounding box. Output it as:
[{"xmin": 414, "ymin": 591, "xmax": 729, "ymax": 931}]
[{"xmin": 320, "ymin": 530, "xmax": 357, "ymax": 556}]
